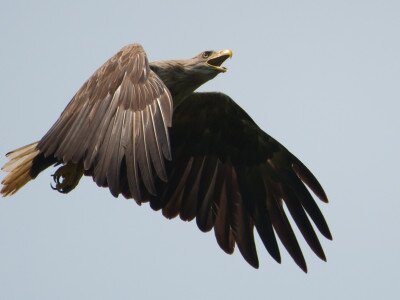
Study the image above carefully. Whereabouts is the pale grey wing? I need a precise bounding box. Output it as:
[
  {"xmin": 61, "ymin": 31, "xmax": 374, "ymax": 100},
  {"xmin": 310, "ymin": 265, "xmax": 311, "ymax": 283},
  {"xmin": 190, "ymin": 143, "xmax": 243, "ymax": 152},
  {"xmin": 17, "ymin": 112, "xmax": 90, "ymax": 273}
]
[{"xmin": 37, "ymin": 44, "xmax": 173, "ymax": 199}]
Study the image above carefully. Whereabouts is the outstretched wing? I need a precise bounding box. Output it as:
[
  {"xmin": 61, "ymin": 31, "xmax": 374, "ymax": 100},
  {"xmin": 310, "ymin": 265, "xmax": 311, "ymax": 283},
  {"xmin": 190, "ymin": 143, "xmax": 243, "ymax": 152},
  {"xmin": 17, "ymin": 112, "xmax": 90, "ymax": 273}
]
[
  {"xmin": 38, "ymin": 44, "xmax": 173, "ymax": 199},
  {"xmin": 148, "ymin": 92, "xmax": 331, "ymax": 272}
]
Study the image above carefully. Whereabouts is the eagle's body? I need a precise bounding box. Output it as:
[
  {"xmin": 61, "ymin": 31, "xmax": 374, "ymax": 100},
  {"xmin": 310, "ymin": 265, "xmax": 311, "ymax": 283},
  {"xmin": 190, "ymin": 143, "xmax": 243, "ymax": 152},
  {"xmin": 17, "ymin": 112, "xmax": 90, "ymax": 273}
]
[{"xmin": 1, "ymin": 44, "xmax": 331, "ymax": 272}]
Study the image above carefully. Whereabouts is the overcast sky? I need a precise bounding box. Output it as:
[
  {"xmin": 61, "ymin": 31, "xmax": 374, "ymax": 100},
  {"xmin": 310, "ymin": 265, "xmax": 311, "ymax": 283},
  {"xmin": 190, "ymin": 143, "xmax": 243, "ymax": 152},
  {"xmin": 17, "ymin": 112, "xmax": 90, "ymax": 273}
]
[{"xmin": 1, "ymin": 1, "xmax": 399, "ymax": 299}]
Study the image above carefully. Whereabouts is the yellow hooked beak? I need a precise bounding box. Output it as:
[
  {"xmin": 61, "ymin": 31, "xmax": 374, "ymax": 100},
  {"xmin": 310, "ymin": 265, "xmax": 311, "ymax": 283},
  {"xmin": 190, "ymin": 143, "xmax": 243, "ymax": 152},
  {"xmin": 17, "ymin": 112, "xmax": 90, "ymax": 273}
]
[{"xmin": 206, "ymin": 49, "xmax": 233, "ymax": 72}]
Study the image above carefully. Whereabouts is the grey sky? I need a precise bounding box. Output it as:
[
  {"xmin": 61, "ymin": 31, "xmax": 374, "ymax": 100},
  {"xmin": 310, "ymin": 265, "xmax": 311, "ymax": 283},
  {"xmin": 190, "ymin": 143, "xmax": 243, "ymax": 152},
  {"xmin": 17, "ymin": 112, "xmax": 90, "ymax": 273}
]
[{"xmin": 0, "ymin": 0, "xmax": 399, "ymax": 299}]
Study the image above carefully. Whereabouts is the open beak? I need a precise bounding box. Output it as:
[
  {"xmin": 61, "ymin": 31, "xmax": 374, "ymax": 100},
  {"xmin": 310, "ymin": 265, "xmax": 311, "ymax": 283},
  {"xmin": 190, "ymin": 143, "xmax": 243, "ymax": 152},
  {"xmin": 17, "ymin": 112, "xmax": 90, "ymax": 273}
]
[{"xmin": 206, "ymin": 49, "xmax": 233, "ymax": 72}]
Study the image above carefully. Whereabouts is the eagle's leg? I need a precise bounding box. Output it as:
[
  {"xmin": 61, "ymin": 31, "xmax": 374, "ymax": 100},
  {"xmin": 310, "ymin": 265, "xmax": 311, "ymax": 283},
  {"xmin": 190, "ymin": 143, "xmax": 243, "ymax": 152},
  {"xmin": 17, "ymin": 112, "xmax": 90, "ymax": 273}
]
[{"xmin": 51, "ymin": 162, "xmax": 84, "ymax": 194}]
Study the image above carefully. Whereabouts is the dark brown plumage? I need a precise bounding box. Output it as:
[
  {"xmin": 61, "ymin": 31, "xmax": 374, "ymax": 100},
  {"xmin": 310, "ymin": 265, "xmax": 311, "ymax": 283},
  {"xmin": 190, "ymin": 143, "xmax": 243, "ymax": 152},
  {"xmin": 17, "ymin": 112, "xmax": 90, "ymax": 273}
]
[{"xmin": 1, "ymin": 43, "xmax": 331, "ymax": 272}]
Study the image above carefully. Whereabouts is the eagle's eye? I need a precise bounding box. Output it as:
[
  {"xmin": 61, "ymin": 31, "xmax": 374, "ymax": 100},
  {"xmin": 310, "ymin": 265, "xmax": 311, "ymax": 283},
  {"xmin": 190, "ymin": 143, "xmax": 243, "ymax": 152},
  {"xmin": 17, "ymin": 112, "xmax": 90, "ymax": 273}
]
[{"xmin": 202, "ymin": 51, "xmax": 212, "ymax": 59}]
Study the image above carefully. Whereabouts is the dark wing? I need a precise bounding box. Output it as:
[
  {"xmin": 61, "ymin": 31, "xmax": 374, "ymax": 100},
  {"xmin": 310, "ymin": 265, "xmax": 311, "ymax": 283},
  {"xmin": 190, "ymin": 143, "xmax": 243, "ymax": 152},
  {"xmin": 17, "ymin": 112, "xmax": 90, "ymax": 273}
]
[
  {"xmin": 148, "ymin": 92, "xmax": 331, "ymax": 272},
  {"xmin": 37, "ymin": 44, "xmax": 173, "ymax": 199}
]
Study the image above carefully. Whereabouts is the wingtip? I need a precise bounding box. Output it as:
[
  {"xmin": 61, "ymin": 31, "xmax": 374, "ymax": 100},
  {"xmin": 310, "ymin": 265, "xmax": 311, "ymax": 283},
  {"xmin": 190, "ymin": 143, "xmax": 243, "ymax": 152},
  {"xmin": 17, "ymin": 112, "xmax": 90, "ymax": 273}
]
[
  {"xmin": 245, "ymin": 257, "xmax": 259, "ymax": 269},
  {"xmin": 292, "ymin": 161, "xmax": 329, "ymax": 204},
  {"xmin": 320, "ymin": 193, "xmax": 329, "ymax": 203},
  {"xmin": 321, "ymin": 225, "xmax": 333, "ymax": 240},
  {"xmin": 267, "ymin": 248, "xmax": 281, "ymax": 264},
  {"xmin": 297, "ymin": 258, "xmax": 308, "ymax": 273},
  {"xmin": 316, "ymin": 249, "xmax": 327, "ymax": 262}
]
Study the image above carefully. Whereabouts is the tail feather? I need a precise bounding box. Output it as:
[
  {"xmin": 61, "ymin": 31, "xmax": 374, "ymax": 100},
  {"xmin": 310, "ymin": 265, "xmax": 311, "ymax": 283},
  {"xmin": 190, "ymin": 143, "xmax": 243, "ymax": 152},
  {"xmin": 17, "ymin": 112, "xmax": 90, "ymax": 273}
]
[{"xmin": 1, "ymin": 142, "xmax": 40, "ymax": 196}]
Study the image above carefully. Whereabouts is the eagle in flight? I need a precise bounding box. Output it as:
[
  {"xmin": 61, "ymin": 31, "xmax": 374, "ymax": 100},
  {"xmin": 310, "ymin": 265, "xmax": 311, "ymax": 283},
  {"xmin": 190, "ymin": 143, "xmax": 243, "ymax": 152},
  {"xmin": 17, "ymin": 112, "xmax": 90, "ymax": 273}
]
[{"xmin": 1, "ymin": 44, "xmax": 331, "ymax": 272}]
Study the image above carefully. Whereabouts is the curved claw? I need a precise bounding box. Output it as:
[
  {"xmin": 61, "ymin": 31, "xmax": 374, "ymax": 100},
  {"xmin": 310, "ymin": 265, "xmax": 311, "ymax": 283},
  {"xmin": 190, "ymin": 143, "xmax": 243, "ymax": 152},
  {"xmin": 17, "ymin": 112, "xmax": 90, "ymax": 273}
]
[
  {"xmin": 51, "ymin": 173, "xmax": 61, "ymax": 185},
  {"xmin": 51, "ymin": 163, "xmax": 84, "ymax": 194}
]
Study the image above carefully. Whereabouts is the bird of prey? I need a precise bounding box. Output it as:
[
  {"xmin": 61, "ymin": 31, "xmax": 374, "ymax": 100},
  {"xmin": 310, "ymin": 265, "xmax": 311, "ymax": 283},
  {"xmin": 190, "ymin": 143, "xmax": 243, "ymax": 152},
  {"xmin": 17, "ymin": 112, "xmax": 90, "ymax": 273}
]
[{"xmin": 1, "ymin": 43, "xmax": 331, "ymax": 272}]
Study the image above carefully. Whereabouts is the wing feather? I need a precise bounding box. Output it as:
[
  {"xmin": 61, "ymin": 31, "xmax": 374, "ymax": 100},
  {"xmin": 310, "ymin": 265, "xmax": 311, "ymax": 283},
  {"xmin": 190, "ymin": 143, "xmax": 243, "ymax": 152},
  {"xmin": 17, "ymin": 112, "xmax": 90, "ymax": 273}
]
[
  {"xmin": 196, "ymin": 157, "xmax": 219, "ymax": 232},
  {"xmin": 125, "ymin": 110, "xmax": 141, "ymax": 202},
  {"xmin": 157, "ymin": 95, "xmax": 172, "ymax": 159},
  {"xmin": 37, "ymin": 43, "xmax": 173, "ymax": 198},
  {"xmin": 150, "ymin": 92, "xmax": 330, "ymax": 271},
  {"xmin": 282, "ymin": 170, "xmax": 332, "ymax": 240},
  {"xmin": 179, "ymin": 156, "xmax": 206, "ymax": 221},
  {"xmin": 162, "ymin": 157, "xmax": 194, "ymax": 219},
  {"xmin": 281, "ymin": 185, "xmax": 326, "ymax": 261},
  {"xmin": 236, "ymin": 165, "xmax": 281, "ymax": 263},
  {"xmin": 265, "ymin": 181, "xmax": 307, "ymax": 272},
  {"xmin": 292, "ymin": 159, "xmax": 328, "ymax": 202},
  {"xmin": 213, "ymin": 166, "xmax": 235, "ymax": 255},
  {"xmin": 106, "ymin": 108, "xmax": 126, "ymax": 196},
  {"xmin": 228, "ymin": 167, "xmax": 259, "ymax": 268},
  {"xmin": 147, "ymin": 103, "xmax": 167, "ymax": 181},
  {"xmin": 136, "ymin": 109, "xmax": 156, "ymax": 195}
]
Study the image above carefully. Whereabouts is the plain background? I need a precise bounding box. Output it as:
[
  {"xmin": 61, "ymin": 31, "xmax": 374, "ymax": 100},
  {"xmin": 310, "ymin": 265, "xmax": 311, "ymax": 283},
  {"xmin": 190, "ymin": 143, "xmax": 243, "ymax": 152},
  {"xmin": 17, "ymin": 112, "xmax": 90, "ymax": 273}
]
[{"xmin": 1, "ymin": 1, "xmax": 399, "ymax": 299}]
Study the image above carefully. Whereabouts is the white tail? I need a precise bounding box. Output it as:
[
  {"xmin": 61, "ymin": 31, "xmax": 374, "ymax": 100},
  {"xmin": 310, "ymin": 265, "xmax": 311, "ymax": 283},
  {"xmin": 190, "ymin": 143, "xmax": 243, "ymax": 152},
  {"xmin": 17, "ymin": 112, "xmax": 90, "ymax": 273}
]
[{"xmin": 1, "ymin": 142, "xmax": 40, "ymax": 196}]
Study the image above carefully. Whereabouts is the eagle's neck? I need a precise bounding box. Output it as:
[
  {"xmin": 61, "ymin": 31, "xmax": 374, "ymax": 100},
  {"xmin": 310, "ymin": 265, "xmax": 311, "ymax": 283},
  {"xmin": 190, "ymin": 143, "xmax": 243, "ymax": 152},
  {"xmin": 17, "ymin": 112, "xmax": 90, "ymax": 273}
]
[{"xmin": 150, "ymin": 60, "xmax": 205, "ymax": 108}]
